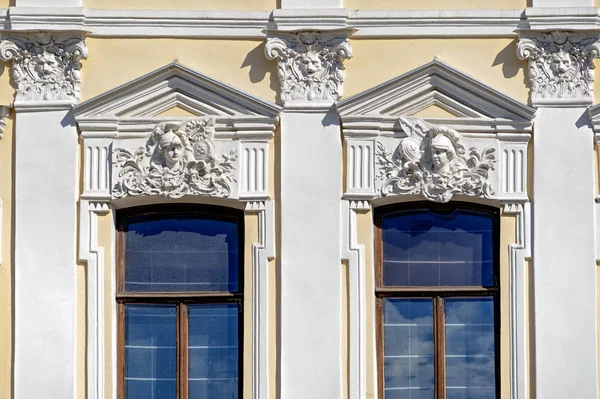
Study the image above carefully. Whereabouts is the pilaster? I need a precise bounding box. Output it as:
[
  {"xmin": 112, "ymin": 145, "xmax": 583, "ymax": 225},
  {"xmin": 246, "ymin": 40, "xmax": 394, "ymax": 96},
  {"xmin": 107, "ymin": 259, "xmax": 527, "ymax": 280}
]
[
  {"xmin": 265, "ymin": 29, "xmax": 352, "ymax": 399},
  {"xmin": 0, "ymin": 32, "xmax": 87, "ymax": 399},
  {"xmin": 518, "ymin": 30, "xmax": 599, "ymax": 399}
]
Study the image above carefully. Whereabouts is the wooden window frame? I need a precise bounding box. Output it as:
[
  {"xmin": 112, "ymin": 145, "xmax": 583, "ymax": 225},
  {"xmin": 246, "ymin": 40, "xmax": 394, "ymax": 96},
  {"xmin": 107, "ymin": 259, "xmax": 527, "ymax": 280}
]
[
  {"xmin": 116, "ymin": 204, "xmax": 245, "ymax": 399},
  {"xmin": 374, "ymin": 201, "xmax": 501, "ymax": 399}
]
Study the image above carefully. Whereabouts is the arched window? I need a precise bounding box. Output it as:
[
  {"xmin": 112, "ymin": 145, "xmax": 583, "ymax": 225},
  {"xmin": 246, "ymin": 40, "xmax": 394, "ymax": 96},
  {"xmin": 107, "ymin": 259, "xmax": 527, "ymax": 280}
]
[
  {"xmin": 116, "ymin": 205, "xmax": 243, "ymax": 399},
  {"xmin": 375, "ymin": 202, "xmax": 499, "ymax": 399}
]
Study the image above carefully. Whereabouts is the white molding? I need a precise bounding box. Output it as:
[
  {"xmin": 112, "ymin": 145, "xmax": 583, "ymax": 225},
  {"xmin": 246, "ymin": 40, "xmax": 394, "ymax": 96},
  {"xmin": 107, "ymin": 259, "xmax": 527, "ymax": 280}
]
[
  {"xmin": 2, "ymin": 7, "xmax": 600, "ymax": 38},
  {"xmin": 501, "ymin": 202, "xmax": 531, "ymax": 399},
  {"xmin": 341, "ymin": 199, "xmax": 370, "ymax": 399},
  {"xmin": 75, "ymin": 63, "xmax": 278, "ymax": 399},
  {"xmin": 338, "ymin": 60, "xmax": 534, "ymax": 203},
  {"xmin": 340, "ymin": 61, "xmax": 533, "ymax": 397},
  {"xmin": 245, "ymin": 200, "xmax": 275, "ymax": 399},
  {"xmin": 77, "ymin": 199, "xmax": 110, "ymax": 399},
  {"xmin": 337, "ymin": 58, "xmax": 536, "ymax": 123}
]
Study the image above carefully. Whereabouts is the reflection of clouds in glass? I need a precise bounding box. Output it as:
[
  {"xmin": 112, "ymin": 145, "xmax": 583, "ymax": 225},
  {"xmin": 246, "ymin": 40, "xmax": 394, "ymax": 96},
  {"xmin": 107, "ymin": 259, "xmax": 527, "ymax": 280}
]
[
  {"xmin": 384, "ymin": 299, "xmax": 435, "ymax": 397},
  {"xmin": 381, "ymin": 209, "xmax": 494, "ymax": 287},
  {"xmin": 445, "ymin": 298, "xmax": 496, "ymax": 399}
]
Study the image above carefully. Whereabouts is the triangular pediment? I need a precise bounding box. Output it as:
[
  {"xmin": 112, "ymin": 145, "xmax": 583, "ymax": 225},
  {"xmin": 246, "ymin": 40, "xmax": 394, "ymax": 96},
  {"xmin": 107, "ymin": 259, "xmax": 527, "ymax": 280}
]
[
  {"xmin": 73, "ymin": 62, "xmax": 281, "ymax": 120},
  {"xmin": 337, "ymin": 58, "xmax": 535, "ymax": 122}
]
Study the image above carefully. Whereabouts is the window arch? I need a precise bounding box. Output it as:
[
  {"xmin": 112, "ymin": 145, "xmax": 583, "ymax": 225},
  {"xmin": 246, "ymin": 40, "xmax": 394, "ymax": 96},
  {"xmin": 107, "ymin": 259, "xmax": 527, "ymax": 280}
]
[
  {"xmin": 375, "ymin": 202, "xmax": 500, "ymax": 399},
  {"xmin": 116, "ymin": 204, "xmax": 244, "ymax": 399}
]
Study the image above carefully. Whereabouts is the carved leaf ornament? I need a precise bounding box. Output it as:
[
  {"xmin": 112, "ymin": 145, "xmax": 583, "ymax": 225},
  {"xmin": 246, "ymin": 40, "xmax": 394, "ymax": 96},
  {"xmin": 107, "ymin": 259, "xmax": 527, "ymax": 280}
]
[
  {"xmin": 113, "ymin": 117, "xmax": 238, "ymax": 199},
  {"xmin": 376, "ymin": 117, "xmax": 497, "ymax": 203},
  {"xmin": 265, "ymin": 31, "xmax": 352, "ymax": 102},
  {"xmin": 0, "ymin": 33, "xmax": 87, "ymax": 101},
  {"xmin": 517, "ymin": 31, "xmax": 600, "ymax": 101}
]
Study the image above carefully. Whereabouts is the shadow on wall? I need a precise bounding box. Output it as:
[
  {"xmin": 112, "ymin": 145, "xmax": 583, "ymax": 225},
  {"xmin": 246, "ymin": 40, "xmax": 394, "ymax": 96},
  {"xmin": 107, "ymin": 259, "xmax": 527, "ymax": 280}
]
[
  {"xmin": 241, "ymin": 42, "xmax": 280, "ymax": 105},
  {"xmin": 492, "ymin": 39, "xmax": 529, "ymax": 103}
]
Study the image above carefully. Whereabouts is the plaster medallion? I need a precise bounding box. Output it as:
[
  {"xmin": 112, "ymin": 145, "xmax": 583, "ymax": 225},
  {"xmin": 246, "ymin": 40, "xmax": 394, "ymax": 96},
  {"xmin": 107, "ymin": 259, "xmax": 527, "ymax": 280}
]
[
  {"xmin": 517, "ymin": 31, "xmax": 600, "ymax": 104},
  {"xmin": 265, "ymin": 31, "xmax": 352, "ymax": 102},
  {"xmin": 0, "ymin": 33, "xmax": 87, "ymax": 102},
  {"xmin": 112, "ymin": 117, "xmax": 238, "ymax": 199},
  {"xmin": 376, "ymin": 117, "xmax": 497, "ymax": 203}
]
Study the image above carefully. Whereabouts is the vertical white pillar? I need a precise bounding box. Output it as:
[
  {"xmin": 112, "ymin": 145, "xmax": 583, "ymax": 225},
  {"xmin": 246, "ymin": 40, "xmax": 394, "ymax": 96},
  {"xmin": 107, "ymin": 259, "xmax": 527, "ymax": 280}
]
[
  {"xmin": 532, "ymin": 107, "xmax": 597, "ymax": 398},
  {"xmin": 0, "ymin": 34, "xmax": 87, "ymax": 399},
  {"xmin": 518, "ymin": 32, "xmax": 599, "ymax": 399},
  {"xmin": 13, "ymin": 104, "xmax": 79, "ymax": 399},
  {"xmin": 266, "ymin": 31, "xmax": 352, "ymax": 399},
  {"xmin": 279, "ymin": 107, "xmax": 342, "ymax": 398}
]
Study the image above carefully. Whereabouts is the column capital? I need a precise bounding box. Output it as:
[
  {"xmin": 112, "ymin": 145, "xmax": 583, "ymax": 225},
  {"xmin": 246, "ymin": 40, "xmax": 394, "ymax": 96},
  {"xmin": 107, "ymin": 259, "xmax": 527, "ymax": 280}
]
[
  {"xmin": 264, "ymin": 30, "xmax": 352, "ymax": 106},
  {"xmin": 517, "ymin": 30, "xmax": 600, "ymax": 107},
  {"xmin": 0, "ymin": 32, "xmax": 88, "ymax": 103}
]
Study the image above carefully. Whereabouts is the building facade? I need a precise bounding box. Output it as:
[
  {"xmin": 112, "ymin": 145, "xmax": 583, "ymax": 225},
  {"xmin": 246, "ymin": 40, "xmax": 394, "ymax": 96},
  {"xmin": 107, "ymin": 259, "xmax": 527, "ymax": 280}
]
[{"xmin": 0, "ymin": 0, "xmax": 598, "ymax": 398}]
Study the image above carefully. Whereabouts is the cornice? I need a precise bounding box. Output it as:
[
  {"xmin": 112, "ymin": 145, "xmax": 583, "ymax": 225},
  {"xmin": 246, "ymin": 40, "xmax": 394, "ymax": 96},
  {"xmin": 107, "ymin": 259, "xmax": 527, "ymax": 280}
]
[{"xmin": 1, "ymin": 7, "xmax": 600, "ymax": 38}]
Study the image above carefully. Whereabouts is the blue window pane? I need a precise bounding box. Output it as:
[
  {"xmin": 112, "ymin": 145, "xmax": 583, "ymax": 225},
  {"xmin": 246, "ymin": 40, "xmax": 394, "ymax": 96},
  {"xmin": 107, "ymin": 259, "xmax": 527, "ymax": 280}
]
[
  {"xmin": 383, "ymin": 299, "xmax": 434, "ymax": 399},
  {"xmin": 188, "ymin": 303, "xmax": 239, "ymax": 399},
  {"xmin": 124, "ymin": 216, "xmax": 240, "ymax": 292},
  {"xmin": 382, "ymin": 209, "xmax": 494, "ymax": 287},
  {"xmin": 445, "ymin": 298, "xmax": 496, "ymax": 399},
  {"xmin": 125, "ymin": 304, "xmax": 177, "ymax": 399}
]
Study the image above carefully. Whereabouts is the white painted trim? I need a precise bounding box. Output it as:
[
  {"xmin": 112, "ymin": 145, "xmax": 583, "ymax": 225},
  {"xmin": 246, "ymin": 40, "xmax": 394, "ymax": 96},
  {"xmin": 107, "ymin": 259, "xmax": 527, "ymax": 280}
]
[
  {"xmin": 502, "ymin": 202, "xmax": 531, "ymax": 399},
  {"xmin": 3, "ymin": 7, "xmax": 600, "ymax": 38},
  {"xmin": 340, "ymin": 60, "xmax": 534, "ymax": 398},
  {"xmin": 245, "ymin": 200, "xmax": 275, "ymax": 399},
  {"xmin": 341, "ymin": 200, "xmax": 371, "ymax": 399},
  {"xmin": 77, "ymin": 200, "xmax": 110, "ymax": 399}
]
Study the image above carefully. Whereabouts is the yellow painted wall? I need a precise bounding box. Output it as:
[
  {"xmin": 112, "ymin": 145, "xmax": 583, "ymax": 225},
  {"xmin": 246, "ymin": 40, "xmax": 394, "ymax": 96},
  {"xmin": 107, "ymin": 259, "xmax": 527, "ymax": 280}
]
[
  {"xmin": 356, "ymin": 208, "xmax": 518, "ymax": 398},
  {"xmin": 84, "ymin": 0, "xmax": 276, "ymax": 10},
  {"xmin": 345, "ymin": 39, "xmax": 529, "ymax": 105},
  {"xmin": 81, "ymin": 38, "xmax": 277, "ymax": 104},
  {"xmin": 0, "ymin": 65, "xmax": 14, "ymax": 105},
  {"xmin": 0, "ymin": 0, "xmax": 9, "ymax": 9},
  {"xmin": 0, "ymin": 114, "xmax": 13, "ymax": 399},
  {"xmin": 344, "ymin": 0, "xmax": 526, "ymax": 9}
]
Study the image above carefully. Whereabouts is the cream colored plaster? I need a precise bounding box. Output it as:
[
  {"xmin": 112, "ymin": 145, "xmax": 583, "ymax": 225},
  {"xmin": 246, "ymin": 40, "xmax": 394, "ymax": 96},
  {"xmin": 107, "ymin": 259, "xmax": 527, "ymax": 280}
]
[
  {"xmin": 344, "ymin": 0, "xmax": 526, "ymax": 9},
  {"xmin": 357, "ymin": 208, "xmax": 516, "ymax": 398},
  {"xmin": 355, "ymin": 211, "xmax": 376, "ymax": 399},
  {"xmin": 412, "ymin": 104, "xmax": 459, "ymax": 118},
  {"xmin": 80, "ymin": 38, "xmax": 278, "ymax": 104},
  {"xmin": 0, "ymin": 114, "xmax": 13, "ymax": 399},
  {"xmin": 345, "ymin": 39, "xmax": 529, "ymax": 105},
  {"xmin": 99, "ymin": 212, "xmax": 114, "ymax": 399},
  {"xmin": 156, "ymin": 106, "xmax": 199, "ymax": 118},
  {"xmin": 84, "ymin": 0, "xmax": 276, "ymax": 11},
  {"xmin": 0, "ymin": 66, "xmax": 14, "ymax": 105}
]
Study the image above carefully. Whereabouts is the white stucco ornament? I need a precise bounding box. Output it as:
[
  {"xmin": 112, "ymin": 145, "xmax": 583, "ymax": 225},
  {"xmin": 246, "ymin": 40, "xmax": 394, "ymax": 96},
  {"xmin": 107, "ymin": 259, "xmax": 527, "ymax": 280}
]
[
  {"xmin": 113, "ymin": 117, "xmax": 238, "ymax": 199},
  {"xmin": 265, "ymin": 31, "xmax": 352, "ymax": 102},
  {"xmin": 0, "ymin": 33, "xmax": 87, "ymax": 102},
  {"xmin": 517, "ymin": 31, "xmax": 600, "ymax": 105},
  {"xmin": 376, "ymin": 117, "xmax": 497, "ymax": 203}
]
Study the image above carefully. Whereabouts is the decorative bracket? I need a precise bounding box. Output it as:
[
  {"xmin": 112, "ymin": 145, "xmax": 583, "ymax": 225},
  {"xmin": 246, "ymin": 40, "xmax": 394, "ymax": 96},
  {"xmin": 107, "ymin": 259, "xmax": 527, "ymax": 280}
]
[
  {"xmin": 517, "ymin": 31, "xmax": 600, "ymax": 107},
  {"xmin": 0, "ymin": 32, "xmax": 87, "ymax": 102},
  {"xmin": 265, "ymin": 30, "xmax": 353, "ymax": 105}
]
